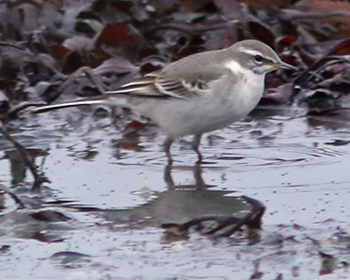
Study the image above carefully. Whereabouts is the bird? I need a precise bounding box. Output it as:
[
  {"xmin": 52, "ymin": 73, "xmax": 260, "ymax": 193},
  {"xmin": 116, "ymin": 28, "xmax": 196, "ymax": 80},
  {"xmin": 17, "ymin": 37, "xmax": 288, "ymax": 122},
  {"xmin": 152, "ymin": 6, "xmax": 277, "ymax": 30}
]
[{"xmin": 31, "ymin": 40, "xmax": 298, "ymax": 164}]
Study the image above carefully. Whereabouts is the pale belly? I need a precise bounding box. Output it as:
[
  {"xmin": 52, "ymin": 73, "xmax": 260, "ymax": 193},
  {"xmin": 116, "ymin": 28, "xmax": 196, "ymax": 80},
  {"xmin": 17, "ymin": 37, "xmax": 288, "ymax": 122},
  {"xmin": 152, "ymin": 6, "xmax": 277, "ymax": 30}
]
[
  {"xmin": 127, "ymin": 70, "xmax": 265, "ymax": 137},
  {"xmin": 129, "ymin": 85, "xmax": 263, "ymax": 137}
]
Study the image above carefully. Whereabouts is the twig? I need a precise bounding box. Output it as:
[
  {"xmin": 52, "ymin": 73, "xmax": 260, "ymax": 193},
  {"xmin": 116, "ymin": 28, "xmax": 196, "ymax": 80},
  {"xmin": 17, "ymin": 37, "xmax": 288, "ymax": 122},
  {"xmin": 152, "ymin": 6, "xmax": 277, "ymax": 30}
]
[
  {"xmin": 0, "ymin": 41, "xmax": 26, "ymax": 51},
  {"xmin": 279, "ymin": 9, "xmax": 350, "ymax": 22},
  {"xmin": 0, "ymin": 121, "xmax": 50, "ymax": 191}
]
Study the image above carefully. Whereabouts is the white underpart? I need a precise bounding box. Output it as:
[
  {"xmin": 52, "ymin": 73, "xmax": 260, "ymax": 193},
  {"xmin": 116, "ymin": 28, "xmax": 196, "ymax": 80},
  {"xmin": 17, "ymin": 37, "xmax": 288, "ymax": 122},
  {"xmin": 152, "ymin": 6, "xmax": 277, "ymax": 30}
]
[{"xmin": 224, "ymin": 59, "xmax": 265, "ymax": 117}]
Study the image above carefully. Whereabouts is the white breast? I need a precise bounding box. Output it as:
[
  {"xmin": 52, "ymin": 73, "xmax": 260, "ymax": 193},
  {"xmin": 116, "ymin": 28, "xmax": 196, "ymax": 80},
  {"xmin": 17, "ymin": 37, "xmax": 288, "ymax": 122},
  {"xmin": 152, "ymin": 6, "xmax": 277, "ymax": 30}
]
[{"xmin": 225, "ymin": 60, "xmax": 265, "ymax": 116}]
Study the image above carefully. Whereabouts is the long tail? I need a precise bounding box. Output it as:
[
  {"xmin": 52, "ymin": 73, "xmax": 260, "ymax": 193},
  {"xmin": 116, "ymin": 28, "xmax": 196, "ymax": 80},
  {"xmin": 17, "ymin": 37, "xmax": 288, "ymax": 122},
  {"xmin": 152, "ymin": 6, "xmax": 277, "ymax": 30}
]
[
  {"xmin": 31, "ymin": 74, "xmax": 158, "ymax": 114},
  {"xmin": 31, "ymin": 94, "xmax": 128, "ymax": 114}
]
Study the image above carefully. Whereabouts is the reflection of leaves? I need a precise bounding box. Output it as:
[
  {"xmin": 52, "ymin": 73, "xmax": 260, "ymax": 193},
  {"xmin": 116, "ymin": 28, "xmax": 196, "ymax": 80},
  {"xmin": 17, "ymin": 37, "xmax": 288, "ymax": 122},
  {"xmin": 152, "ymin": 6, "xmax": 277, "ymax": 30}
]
[
  {"xmin": 4, "ymin": 149, "xmax": 48, "ymax": 187},
  {"xmin": 50, "ymin": 251, "xmax": 91, "ymax": 268},
  {"xmin": 325, "ymin": 139, "xmax": 350, "ymax": 146},
  {"xmin": 0, "ymin": 245, "xmax": 10, "ymax": 254},
  {"xmin": 261, "ymin": 83, "xmax": 295, "ymax": 105},
  {"xmin": 319, "ymin": 251, "xmax": 336, "ymax": 275},
  {"xmin": 307, "ymin": 108, "xmax": 350, "ymax": 129},
  {"xmin": 30, "ymin": 210, "xmax": 71, "ymax": 222},
  {"xmin": 0, "ymin": 209, "xmax": 72, "ymax": 242},
  {"xmin": 0, "ymin": 124, "xmax": 49, "ymax": 190},
  {"xmin": 68, "ymin": 148, "xmax": 99, "ymax": 161}
]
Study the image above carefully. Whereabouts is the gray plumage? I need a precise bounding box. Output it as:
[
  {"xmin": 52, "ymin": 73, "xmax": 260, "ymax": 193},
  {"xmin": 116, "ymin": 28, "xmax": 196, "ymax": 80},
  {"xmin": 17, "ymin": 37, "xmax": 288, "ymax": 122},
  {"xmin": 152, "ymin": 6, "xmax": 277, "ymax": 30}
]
[{"xmin": 31, "ymin": 40, "xmax": 298, "ymax": 163}]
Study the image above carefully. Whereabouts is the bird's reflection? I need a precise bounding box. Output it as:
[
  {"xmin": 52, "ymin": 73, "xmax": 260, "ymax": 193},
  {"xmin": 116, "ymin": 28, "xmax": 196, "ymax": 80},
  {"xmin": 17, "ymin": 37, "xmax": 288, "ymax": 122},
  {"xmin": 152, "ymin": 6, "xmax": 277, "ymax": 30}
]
[
  {"xmin": 1, "ymin": 143, "xmax": 265, "ymax": 240},
  {"xmin": 0, "ymin": 150, "xmax": 265, "ymax": 242},
  {"xmin": 102, "ymin": 164, "xmax": 265, "ymax": 240},
  {"xmin": 163, "ymin": 163, "xmax": 206, "ymax": 190}
]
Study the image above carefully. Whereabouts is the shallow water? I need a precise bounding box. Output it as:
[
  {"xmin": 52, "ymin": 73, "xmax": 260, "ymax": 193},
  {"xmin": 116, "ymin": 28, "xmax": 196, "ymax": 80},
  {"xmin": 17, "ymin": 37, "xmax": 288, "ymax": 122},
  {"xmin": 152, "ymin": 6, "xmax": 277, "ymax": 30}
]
[{"xmin": 1, "ymin": 105, "xmax": 350, "ymax": 279}]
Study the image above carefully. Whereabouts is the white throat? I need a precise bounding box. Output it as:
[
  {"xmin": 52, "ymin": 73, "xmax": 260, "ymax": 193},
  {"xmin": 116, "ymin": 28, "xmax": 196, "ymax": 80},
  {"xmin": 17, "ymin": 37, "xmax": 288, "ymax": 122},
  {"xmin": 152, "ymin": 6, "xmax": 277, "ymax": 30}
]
[{"xmin": 224, "ymin": 60, "xmax": 265, "ymax": 115}]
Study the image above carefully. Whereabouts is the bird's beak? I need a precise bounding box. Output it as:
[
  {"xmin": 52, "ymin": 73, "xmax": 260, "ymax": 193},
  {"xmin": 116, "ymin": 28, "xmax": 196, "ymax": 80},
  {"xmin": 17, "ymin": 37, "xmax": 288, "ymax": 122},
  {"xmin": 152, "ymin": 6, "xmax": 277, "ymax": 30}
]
[{"xmin": 274, "ymin": 61, "xmax": 298, "ymax": 71}]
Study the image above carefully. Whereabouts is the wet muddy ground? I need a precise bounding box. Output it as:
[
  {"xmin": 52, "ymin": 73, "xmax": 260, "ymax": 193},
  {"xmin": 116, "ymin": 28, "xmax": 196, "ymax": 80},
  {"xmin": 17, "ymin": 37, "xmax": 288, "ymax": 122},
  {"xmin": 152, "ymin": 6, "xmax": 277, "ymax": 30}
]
[
  {"xmin": 1, "ymin": 104, "xmax": 350, "ymax": 279},
  {"xmin": 2, "ymin": 0, "xmax": 350, "ymax": 279}
]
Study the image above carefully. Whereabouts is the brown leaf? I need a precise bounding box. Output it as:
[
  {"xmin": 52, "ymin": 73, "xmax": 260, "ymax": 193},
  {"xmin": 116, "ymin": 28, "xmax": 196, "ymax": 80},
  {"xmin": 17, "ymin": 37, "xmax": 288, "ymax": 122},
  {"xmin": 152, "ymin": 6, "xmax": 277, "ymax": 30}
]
[
  {"xmin": 328, "ymin": 39, "xmax": 350, "ymax": 55},
  {"xmin": 50, "ymin": 44, "xmax": 70, "ymax": 58},
  {"xmin": 295, "ymin": 0, "xmax": 350, "ymax": 40},
  {"xmin": 97, "ymin": 23, "xmax": 139, "ymax": 46},
  {"xmin": 248, "ymin": 21, "xmax": 275, "ymax": 47}
]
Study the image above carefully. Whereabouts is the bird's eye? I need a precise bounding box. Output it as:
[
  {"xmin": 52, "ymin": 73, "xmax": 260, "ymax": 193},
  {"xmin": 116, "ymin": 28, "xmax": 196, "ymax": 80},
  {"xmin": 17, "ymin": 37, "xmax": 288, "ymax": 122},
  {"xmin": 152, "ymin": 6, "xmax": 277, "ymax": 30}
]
[{"xmin": 254, "ymin": 55, "xmax": 264, "ymax": 62}]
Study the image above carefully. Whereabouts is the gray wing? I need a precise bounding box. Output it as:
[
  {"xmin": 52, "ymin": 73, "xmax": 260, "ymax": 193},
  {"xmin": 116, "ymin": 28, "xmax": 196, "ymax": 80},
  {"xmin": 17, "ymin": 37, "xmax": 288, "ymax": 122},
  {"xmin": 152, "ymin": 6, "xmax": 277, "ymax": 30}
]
[{"xmin": 107, "ymin": 67, "xmax": 231, "ymax": 99}]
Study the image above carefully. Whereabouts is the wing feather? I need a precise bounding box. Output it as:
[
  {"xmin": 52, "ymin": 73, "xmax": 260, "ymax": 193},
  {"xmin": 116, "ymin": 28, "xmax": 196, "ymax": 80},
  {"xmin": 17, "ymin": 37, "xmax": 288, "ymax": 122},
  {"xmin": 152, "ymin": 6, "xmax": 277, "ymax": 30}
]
[{"xmin": 107, "ymin": 67, "xmax": 230, "ymax": 99}]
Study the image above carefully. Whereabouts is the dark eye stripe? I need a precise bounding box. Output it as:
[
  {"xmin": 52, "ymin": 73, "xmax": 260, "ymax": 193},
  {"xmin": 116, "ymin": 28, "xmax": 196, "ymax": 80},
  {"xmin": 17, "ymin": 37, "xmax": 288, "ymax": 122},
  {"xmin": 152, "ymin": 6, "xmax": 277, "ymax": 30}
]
[
  {"xmin": 253, "ymin": 54, "xmax": 275, "ymax": 65},
  {"xmin": 265, "ymin": 58, "xmax": 274, "ymax": 64}
]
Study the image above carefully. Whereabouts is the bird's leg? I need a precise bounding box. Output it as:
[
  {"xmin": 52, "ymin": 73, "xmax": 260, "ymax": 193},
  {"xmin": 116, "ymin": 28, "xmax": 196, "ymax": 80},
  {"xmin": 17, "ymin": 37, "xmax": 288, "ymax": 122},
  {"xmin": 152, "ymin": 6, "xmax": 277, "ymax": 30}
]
[
  {"xmin": 163, "ymin": 136, "xmax": 174, "ymax": 164},
  {"xmin": 194, "ymin": 162, "xmax": 206, "ymax": 189},
  {"xmin": 164, "ymin": 163, "xmax": 175, "ymax": 189},
  {"xmin": 192, "ymin": 134, "xmax": 203, "ymax": 164}
]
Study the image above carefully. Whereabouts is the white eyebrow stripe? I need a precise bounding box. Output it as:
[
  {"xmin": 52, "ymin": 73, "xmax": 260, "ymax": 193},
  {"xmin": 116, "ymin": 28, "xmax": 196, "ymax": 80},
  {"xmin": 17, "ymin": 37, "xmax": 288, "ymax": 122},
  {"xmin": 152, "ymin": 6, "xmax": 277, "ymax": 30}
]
[{"xmin": 241, "ymin": 49, "xmax": 264, "ymax": 57}]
